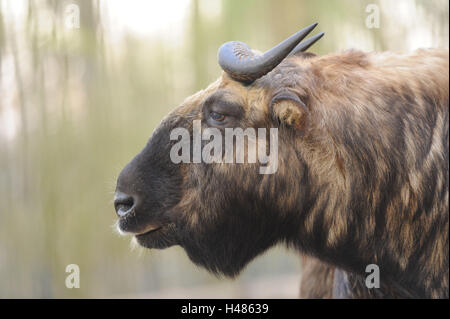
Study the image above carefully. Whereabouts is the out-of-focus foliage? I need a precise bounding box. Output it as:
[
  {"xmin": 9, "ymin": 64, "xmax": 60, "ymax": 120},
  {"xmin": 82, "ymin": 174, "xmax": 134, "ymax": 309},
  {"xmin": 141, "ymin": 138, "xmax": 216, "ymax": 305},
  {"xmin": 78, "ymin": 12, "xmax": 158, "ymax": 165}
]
[{"xmin": 0, "ymin": 0, "xmax": 448, "ymax": 298}]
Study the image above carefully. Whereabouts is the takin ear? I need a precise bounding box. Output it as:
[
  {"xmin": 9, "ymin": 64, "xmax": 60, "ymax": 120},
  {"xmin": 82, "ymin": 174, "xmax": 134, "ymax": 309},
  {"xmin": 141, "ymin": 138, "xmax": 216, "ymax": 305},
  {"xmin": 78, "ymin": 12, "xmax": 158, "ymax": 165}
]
[{"xmin": 270, "ymin": 89, "xmax": 308, "ymax": 131}]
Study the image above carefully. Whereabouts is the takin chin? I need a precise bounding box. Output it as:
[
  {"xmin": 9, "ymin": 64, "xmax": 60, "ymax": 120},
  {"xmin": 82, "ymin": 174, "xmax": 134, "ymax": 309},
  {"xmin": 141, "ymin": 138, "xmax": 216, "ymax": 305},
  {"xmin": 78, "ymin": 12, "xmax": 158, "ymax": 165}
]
[{"xmin": 113, "ymin": 23, "xmax": 449, "ymax": 299}]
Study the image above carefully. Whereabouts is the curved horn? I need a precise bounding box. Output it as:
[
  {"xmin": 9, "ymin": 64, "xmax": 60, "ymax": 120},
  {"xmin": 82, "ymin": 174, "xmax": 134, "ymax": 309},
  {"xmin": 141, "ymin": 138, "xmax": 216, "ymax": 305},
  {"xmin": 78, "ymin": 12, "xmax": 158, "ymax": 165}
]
[
  {"xmin": 289, "ymin": 32, "xmax": 324, "ymax": 56},
  {"xmin": 218, "ymin": 23, "xmax": 318, "ymax": 83}
]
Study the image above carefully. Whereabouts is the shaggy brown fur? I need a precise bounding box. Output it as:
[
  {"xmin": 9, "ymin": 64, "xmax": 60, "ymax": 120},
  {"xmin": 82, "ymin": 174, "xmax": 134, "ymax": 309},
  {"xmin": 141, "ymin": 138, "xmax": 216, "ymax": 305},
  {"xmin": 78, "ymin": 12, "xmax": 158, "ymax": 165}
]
[
  {"xmin": 115, "ymin": 48, "xmax": 449, "ymax": 298},
  {"xmin": 276, "ymin": 49, "xmax": 449, "ymax": 298}
]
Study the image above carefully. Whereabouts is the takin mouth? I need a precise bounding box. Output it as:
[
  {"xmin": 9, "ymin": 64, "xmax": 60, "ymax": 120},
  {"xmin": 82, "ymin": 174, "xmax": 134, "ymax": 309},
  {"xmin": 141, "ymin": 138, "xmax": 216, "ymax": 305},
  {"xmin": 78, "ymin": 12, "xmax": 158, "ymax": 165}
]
[
  {"xmin": 133, "ymin": 223, "xmax": 178, "ymax": 250},
  {"xmin": 135, "ymin": 226, "xmax": 163, "ymax": 237}
]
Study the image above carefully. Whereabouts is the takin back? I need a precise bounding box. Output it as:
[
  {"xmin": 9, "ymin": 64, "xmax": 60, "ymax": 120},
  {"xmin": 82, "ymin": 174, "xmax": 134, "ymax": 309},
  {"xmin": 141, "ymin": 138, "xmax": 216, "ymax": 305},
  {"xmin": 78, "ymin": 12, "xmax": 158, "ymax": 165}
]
[{"xmin": 114, "ymin": 23, "xmax": 449, "ymax": 299}]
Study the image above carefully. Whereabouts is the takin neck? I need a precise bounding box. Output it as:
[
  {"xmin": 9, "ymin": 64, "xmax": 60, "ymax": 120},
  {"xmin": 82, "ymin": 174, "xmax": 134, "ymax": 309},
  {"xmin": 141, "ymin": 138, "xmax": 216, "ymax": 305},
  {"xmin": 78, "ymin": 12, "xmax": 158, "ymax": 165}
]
[{"xmin": 284, "ymin": 49, "xmax": 449, "ymax": 298}]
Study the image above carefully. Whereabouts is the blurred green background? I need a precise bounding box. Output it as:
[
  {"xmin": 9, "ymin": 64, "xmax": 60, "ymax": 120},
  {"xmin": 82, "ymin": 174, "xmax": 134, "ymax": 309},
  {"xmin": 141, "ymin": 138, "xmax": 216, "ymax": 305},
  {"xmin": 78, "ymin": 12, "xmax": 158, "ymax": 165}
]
[{"xmin": 0, "ymin": 0, "xmax": 448, "ymax": 298}]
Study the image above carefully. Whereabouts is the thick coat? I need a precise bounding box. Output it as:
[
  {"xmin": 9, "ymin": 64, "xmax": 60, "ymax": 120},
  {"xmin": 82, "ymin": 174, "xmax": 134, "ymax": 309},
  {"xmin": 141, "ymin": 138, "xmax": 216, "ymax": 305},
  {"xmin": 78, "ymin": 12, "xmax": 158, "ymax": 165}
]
[{"xmin": 115, "ymin": 48, "xmax": 449, "ymax": 298}]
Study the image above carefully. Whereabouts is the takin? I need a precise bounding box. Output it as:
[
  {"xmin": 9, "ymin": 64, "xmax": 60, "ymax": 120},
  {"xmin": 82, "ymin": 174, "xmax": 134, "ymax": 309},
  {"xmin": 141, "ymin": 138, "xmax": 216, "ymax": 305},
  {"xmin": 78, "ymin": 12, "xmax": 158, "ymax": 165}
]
[{"xmin": 113, "ymin": 23, "xmax": 449, "ymax": 299}]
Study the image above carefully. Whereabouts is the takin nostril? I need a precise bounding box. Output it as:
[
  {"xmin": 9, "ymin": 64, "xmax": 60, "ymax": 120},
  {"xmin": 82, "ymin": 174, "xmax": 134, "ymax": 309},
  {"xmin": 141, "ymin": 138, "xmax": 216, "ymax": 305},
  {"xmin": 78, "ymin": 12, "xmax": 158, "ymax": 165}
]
[{"xmin": 114, "ymin": 191, "xmax": 135, "ymax": 217}]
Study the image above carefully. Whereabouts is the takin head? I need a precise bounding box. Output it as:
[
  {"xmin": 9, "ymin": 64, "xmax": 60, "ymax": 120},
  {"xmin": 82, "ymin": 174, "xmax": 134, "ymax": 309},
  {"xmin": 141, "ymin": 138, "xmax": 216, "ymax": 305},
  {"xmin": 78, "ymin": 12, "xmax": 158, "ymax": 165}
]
[
  {"xmin": 114, "ymin": 23, "xmax": 325, "ymax": 276},
  {"xmin": 114, "ymin": 22, "xmax": 449, "ymax": 298}
]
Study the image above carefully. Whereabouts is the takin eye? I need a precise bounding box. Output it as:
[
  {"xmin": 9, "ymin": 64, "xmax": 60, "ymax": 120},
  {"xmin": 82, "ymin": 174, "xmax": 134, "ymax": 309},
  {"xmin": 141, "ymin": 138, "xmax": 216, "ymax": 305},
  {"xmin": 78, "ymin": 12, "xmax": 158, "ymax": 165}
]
[{"xmin": 209, "ymin": 111, "xmax": 226, "ymax": 123}]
